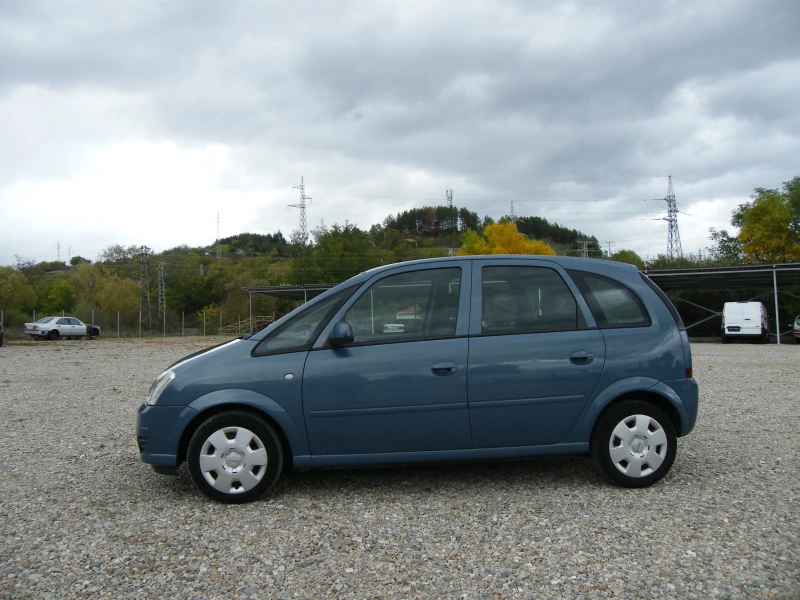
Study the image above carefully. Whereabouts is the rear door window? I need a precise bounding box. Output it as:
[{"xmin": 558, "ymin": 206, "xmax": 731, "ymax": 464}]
[{"xmin": 480, "ymin": 266, "xmax": 579, "ymax": 334}]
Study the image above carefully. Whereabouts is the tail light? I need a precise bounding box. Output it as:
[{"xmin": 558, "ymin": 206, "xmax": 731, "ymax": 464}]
[{"xmin": 685, "ymin": 367, "xmax": 693, "ymax": 378}]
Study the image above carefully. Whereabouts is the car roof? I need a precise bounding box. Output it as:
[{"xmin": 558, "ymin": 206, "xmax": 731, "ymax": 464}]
[{"xmin": 344, "ymin": 254, "xmax": 640, "ymax": 286}]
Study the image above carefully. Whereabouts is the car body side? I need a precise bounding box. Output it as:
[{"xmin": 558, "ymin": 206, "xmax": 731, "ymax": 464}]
[
  {"xmin": 137, "ymin": 255, "xmax": 698, "ymax": 474},
  {"xmin": 23, "ymin": 316, "xmax": 101, "ymax": 339}
]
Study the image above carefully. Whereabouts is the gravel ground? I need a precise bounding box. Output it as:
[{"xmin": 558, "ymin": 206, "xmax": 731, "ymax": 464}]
[{"xmin": 0, "ymin": 338, "xmax": 798, "ymax": 599}]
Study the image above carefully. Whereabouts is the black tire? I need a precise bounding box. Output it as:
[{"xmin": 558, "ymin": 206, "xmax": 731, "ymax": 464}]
[
  {"xmin": 591, "ymin": 400, "xmax": 677, "ymax": 488},
  {"xmin": 187, "ymin": 411, "xmax": 284, "ymax": 504},
  {"xmin": 47, "ymin": 330, "xmax": 60, "ymax": 341},
  {"xmin": 721, "ymin": 335, "xmax": 730, "ymax": 344}
]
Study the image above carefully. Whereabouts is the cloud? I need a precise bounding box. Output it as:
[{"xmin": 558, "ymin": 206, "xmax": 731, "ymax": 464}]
[{"xmin": 1, "ymin": 0, "xmax": 799, "ymax": 264}]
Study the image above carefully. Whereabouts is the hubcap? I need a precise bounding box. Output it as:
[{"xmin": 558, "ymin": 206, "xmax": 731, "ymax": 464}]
[
  {"xmin": 199, "ymin": 426, "xmax": 268, "ymax": 494},
  {"xmin": 609, "ymin": 414, "xmax": 668, "ymax": 478}
]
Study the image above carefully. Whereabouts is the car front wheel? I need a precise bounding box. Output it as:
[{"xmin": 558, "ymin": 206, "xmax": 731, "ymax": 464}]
[
  {"xmin": 187, "ymin": 411, "xmax": 283, "ymax": 504},
  {"xmin": 591, "ymin": 400, "xmax": 677, "ymax": 488}
]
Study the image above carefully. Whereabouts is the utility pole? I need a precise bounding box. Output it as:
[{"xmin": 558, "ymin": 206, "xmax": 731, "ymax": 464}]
[
  {"xmin": 289, "ymin": 176, "xmax": 312, "ymax": 243},
  {"xmin": 216, "ymin": 212, "xmax": 221, "ymax": 259},
  {"xmin": 55, "ymin": 241, "xmax": 61, "ymax": 263},
  {"xmin": 574, "ymin": 238, "xmax": 593, "ymax": 258},
  {"xmin": 510, "ymin": 201, "xmax": 516, "ymax": 221},
  {"xmin": 157, "ymin": 262, "xmax": 166, "ymax": 317},
  {"xmin": 663, "ymin": 175, "xmax": 683, "ymax": 259},
  {"xmin": 606, "ymin": 241, "xmax": 613, "ymax": 257},
  {"xmin": 139, "ymin": 246, "xmax": 152, "ymax": 330}
]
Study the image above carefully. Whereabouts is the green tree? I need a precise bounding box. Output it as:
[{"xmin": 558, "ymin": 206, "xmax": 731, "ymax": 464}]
[
  {"xmin": 96, "ymin": 275, "xmax": 140, "ymax": 314},
  {"xmin": 733, "ymin": 182, "xmax": 800, "ymax": 263},
  {"xmin": 609, "ymin": 249, "xmax": 645, "ymax": 269},
  {"xmin": 0, "ymin": 266, "xmax": 38, "ymax": 311},
  {"xmin": 706, "ymin": 228, "xmax": 744, "ymax": 265},
  {"xmin": 42, "ymin": 279, "xmax": 76, "ymax": 314}
]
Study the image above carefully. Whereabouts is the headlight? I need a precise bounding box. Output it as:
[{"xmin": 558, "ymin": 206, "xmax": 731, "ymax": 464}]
[{"xmin": 145, "ymin": 369, "xmax": 175, "ymax": 406}]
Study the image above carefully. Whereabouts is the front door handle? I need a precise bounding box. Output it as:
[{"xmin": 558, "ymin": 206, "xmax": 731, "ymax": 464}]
[
  {"xmin": 569, "ymin": 351, "xmax": 594, "ymax": 365},
  {"xmin": 431, "ymin": 360, "xmax": 458, "ymax": 376}
]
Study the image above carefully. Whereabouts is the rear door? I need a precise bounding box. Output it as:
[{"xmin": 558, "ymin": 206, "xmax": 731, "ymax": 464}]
[
  {"xmin": 741, "ymin": 303, "xmax": 761, "ymax": 335},
  {"xmin": 467, "ymin": 260, "xmax": 606, "ymax": 448},
  {"xmin": 55, "ymin": 317, "xmax": 72, "ymax": 336}
]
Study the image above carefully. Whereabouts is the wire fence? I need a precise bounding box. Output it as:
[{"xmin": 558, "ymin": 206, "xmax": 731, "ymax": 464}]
[{"xmin": 0, "ymin": 309, "xmax": 274, "ymax": 339}]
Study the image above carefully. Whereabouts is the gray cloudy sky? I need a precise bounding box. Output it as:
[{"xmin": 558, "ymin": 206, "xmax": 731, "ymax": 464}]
[{"xmin": 1, "ymin": 0, "xmax": 799, "ymax": 265}]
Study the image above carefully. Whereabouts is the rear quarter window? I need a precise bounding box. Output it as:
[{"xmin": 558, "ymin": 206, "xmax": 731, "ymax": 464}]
[
  {"xmin": 639, "ymin": 273, "xmax": 686, "ymax": 330},
  {"xmin": 568, "ymin": 270, "xmax": 651, "ymax": 329}
]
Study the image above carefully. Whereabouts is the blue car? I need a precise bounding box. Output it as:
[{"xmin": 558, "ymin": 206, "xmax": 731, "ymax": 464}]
[{"xmin": 137, "ymin": 256, "xmax": 698, "ymax": 503}]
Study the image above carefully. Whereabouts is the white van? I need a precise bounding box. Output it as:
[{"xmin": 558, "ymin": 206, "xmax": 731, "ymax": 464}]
[{"xmin": 721, "ymin": 301, "xmax": 769, "ymax": 343}]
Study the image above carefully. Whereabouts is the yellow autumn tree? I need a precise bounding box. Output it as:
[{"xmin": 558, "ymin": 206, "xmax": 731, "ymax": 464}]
[{"xmin": 458, "ymin": 222, "xmax": 557, "ymax": 256}]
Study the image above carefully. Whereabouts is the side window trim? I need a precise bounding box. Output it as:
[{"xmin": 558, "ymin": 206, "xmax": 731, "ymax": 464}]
[
  {"xmin": 313, "ymin": 262, "xmax": 472, "ymax": 349},
  {"xmin": 473, "ymin": 264, "xmax": 585, "ymax": 336}
]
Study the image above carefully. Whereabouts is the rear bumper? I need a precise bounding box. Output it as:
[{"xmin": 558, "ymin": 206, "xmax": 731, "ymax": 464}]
[{"xmin": 651, "ymin": 377, "xmax": 699, "ymax": 437}]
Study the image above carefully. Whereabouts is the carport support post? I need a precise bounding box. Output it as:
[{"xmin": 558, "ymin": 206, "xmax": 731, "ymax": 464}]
[
  {"xmin": 249, "ymin": 291, "xmax": 252, "ymax": 333},
  {"xmin": 773, "ymin": 268, "xmax": 780, "ymax": 345},
  {"xmin": 91, "ymin": 310, "xmax": 94, "ymax": 325},
  {"xmin": 182, "ymin": 312, "xmax": 184, "ymax": 336},
  {"xmin": 203, "ymin": 312, "xmax": 205, "ymax": 336},
  {"xmin": 117, "ymin": 311, "xmax": 119, "ymax": 338},
  {"xmin": 138, "ymin": 310, "xmax": 141, "ymax": 338}
]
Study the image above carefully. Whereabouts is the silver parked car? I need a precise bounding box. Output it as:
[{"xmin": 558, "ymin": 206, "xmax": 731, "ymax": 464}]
[{"xmin": 23, "ymin": 316, "xmax": 101, "ymax": 340}]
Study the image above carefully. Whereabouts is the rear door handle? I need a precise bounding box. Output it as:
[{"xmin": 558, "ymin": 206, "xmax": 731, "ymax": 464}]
[
  {"xmin": 431, "ymin": 360, "xmax": 458, "ymax": 376},
  {"xmin": 569, "ymin": 351, "xmax": 594, "ymax": 365}
]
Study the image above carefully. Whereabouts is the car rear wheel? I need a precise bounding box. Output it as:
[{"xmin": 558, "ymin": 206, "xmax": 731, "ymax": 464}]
[
  {"xmin": 187, "ymin": 411, "xmax": 283, "ymax": 504},
  {"xmin": 591, "ymin": 400, "xmax": 677, "ymax": 488},
  {"xmin": 47, "ymin": 330, "xmax": 59, "ymax": 341}
]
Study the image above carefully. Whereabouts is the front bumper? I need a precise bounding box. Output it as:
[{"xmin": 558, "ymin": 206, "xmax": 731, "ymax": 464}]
[{"xmin": 136, "ymin": 403, "xmax": 197, "ymax": 467}]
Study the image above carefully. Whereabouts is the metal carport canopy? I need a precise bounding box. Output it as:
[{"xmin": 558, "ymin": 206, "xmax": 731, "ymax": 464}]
[
  {"xmin": 644, "ymin": 262, "xmax": 800, "ymax": 344},
  {"xmin": 643, "ymin": 262, "xmax": 800, "ymax": 291},
  {"xmin": 243, "ymin": 284, "xmax": 335, "ymax": 302}
]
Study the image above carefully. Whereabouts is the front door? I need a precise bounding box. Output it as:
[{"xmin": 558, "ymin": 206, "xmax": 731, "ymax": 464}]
[
  {"xmin": 303, "ymin": 264, "xmax": 473, "ymax": 458},
  {"xmin": 467, "ymin": 262, "xmax": 606, "ymax": 448}
]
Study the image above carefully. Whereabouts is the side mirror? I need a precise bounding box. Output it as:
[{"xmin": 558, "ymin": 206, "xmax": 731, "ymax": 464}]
[{"xmin": 329, "ymin": 321, "xmax": 354, "ymax": 346}]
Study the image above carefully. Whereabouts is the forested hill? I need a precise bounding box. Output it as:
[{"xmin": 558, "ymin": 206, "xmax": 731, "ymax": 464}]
[{"xmin": 217, "ymin": 206, "xmax": 601, "ymax": 257}]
